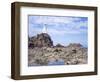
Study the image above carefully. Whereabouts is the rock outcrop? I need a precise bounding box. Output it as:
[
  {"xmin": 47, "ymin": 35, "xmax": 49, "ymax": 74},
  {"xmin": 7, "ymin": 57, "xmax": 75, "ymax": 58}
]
[
  {"xmin": 28, "ymin": 43, "xmax": 87, "ymax": 66},
  {"xmin": 28, "ymin": 33, "xmax": 87, "ymax": 66},
  {"xmin": 55, "ymin": 43, "xmax": 64, "ymax": 47},
  {"xmin": 28, "ymin": 33, "xmax": 53, "ymax": 48}
]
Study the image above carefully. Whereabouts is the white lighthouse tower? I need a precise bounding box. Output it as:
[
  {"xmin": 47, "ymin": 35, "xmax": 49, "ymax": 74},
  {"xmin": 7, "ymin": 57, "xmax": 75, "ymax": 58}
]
[{"xmin": 42, "ymin": 24, "xmax": 47, "ymax": 33}]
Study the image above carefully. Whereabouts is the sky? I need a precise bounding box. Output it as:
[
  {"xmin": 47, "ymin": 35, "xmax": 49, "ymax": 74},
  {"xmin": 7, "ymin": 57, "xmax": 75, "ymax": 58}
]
[{"xmin": 28, "ymin": 15, "xmax": 88, "ymax": 47}]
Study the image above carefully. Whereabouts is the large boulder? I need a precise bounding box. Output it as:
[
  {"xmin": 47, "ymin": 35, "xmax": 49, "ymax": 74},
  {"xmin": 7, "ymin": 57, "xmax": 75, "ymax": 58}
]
[{"xmin": 29, "ymin": 33, "xmax": 53, "ymax": 48}]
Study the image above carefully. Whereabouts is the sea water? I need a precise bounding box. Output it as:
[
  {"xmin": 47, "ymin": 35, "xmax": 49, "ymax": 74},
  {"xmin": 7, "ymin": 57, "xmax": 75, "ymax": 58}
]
[{"xmin": 48, "ymin": 59, "xmax": 65, "ymax": 65}]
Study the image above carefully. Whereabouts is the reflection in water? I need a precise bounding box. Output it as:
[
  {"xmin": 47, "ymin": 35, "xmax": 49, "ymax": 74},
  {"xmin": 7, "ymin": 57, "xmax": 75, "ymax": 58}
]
[{"xmin": 48, "ymin": 59, "xmax": 65, "ymax": 65}]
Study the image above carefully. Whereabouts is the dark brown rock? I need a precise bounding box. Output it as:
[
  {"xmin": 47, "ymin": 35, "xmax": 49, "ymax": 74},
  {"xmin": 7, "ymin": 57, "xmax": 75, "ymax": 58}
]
[
  {"xmin": 55, "ymin": 43, "xmax": 64, "ymax": 47},
  {"xmin": 28, "ymin": 33, "xmax": 53, "ymax": 48}
]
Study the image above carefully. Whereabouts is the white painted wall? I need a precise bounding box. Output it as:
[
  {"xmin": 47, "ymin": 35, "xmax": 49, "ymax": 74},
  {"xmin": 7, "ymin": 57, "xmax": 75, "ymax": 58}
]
[{"xmin": 0, "ymin": 0, "xmax": 100, "ymax": 82}]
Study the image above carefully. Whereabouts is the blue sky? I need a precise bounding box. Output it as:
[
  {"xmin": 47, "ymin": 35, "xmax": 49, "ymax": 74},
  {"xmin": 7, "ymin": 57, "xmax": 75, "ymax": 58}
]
[{"xmin": 28, "ymin": 15, "xmax": 88, "ymax": 47}]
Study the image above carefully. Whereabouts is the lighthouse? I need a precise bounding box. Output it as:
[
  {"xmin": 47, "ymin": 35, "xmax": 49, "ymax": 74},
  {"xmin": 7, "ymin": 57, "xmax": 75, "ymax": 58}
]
[{"xmin": 42, "ymin": 24, "xmax": 47, "ymax": 33}]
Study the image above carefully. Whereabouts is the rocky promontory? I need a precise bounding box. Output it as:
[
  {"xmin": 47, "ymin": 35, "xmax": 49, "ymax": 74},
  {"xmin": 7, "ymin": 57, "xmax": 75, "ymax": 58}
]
[{"xmin": 28, "ymin": 33, "xmax": 53, "ymax": 48}]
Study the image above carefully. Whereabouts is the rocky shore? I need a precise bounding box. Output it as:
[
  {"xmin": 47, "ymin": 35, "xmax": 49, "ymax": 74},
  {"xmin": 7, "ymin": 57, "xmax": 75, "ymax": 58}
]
[{"xmin": 28, "ymin": 33, "xmax": 87, "ymax": 66}]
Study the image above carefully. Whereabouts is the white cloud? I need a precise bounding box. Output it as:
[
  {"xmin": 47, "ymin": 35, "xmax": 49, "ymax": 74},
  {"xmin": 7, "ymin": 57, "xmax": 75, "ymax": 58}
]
[
  {"xmin": 29, "ymin": 16, "xmax": 88, "ymax": 36},
  {"xmin": 29, "ymin": 16, "xmax": 83, "ymax": 24},
  {"xmin": 47, "ymin": 20, "xmax": 87, "ymax": 35},
  {"xmin": 48, "ymin": 28, "xmax": 85, "ymax": 36}
]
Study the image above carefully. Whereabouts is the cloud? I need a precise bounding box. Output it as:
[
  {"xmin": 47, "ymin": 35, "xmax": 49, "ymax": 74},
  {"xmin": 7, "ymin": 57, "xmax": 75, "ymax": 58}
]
[
  {"xmin": 28, "ymin": 15, "xmax": 88, "ymax": 36},
  {"xmin": 47, "ymin": 20, "xmax": 87, "ymax": 35},
  {"xmin": 29, "ymin": 15, "xmax": 86, "ymax": 24}
]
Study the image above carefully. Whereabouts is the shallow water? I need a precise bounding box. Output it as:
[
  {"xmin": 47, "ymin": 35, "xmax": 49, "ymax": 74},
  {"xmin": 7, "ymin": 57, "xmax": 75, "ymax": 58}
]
[{"xmin": 48, "ymin": 59, "xmax": 65, "ymax": 65}]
